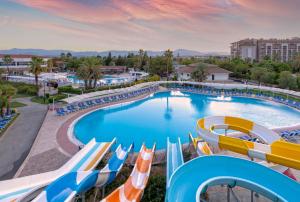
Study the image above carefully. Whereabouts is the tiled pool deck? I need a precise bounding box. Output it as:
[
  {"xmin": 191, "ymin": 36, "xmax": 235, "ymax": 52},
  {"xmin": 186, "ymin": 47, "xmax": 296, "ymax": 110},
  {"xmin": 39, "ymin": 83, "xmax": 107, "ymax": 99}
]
[{"xmin": 15, "ymin": 92, "xmax": 154, "ymax": 177}]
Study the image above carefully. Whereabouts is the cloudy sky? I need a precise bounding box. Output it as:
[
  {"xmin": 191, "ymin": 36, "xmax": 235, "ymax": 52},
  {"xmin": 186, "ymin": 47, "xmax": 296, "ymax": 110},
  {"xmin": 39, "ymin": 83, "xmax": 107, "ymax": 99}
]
[{"xmin": 0, "ymin": 0, "xmax": 299, "ymax": 52}]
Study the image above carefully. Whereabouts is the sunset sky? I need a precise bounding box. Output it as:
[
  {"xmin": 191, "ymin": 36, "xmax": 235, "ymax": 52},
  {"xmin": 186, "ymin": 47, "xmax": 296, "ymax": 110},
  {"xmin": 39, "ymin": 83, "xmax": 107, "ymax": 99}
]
[{"xmin": 1, "ymin": 0, "xmax": 299, "ymax": 52}]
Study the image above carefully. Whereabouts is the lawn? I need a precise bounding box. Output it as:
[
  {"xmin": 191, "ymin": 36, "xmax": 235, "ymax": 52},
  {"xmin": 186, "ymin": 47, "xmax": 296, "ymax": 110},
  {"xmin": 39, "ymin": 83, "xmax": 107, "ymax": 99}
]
[{"xmin": 10, "ymin": 101, "xmax": 27, "ymax": 108}]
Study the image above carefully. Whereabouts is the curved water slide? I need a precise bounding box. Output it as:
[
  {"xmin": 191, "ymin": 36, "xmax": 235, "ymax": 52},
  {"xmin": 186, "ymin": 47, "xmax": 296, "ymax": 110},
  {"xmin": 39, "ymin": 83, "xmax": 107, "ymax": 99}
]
[
  {"xmin": 197, "ymin": 116, "xmax": 300, "ymax": 171},
  {"xmin": 101, "ymin": 144, "xmax": 156, "ymax": 202},
  {"xmin": 166, "ymin": 155, "xmax": 300, "ymax": 202},
  {"xmin": 0, "ymin": 138, "xmax": 115, "ymax": 202},
  {"xmin": 33, "ymin": 144, "xmax": 133, "ymax": 202},
  {"xmin": 166, "ymin": 138, "xmax": 184, "ymax": 186}
]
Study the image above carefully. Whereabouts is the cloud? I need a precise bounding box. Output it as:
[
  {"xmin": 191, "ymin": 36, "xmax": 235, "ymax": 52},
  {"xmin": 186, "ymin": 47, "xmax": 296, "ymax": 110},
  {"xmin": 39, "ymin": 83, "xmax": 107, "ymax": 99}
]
[{"xmin": 6, "ymin": 0, "xmax": 300, "ymax": 51}]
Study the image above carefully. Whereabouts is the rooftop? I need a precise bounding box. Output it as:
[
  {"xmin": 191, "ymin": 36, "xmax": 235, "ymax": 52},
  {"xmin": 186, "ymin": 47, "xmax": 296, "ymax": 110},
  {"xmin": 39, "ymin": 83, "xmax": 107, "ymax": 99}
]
[{"xmin": 177, "ymin": 63, "xmax": 232, "ymax": 74}]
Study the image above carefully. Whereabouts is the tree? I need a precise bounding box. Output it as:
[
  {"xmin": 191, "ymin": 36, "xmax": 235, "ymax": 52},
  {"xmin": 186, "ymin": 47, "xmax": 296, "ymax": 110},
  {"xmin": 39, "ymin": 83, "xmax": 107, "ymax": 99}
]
[
  {"xmin": 60, "ymin": 52, "xmax": 66, "ymax": 60},
  {"xmin": 297, "ymin": 75, "xmax": 300, "ymax": 89},
  {"xmin": 293, "ymin": 53, "xmax": 300, "ymax": 73},
  {"xmin": 76, "ymin": 66, "xmax": 90, "ymax": 89},
  {"xmin": 2, "ymin": 55, "xmax": 13, "ymax": 75},
  {"xmin": 164, "ymin": 49, "xmax": 173, "ymax": 80},
  {"xmin": 262, "ymin": 71, "xmax": 277, "ymax": 84},
  {"xmin": 149, "ymin": 56, "xmax": 167, "ymax": 77},
  {"xmin": 0, "ymin": 84, "xmax": 17, "ymax": 117},
  {"xmin": 66, "ymin": 52, "xmax": 72, "ymax": 58},
  {"xmin": 278, "ymin": 71, "xmax": 297, "ymax": 89},
  {"xmin": 137, "ymin": 49, "xmax": 144, "ymax": 70},
  {"xmin": 251, "ymin": 67, "xmax": 268, "ymax": 85},
  {"xmin": 105, "ymin": 52, "xmax": 112, "ymax": 66},
  {"xmin": 191, "ymin": 63, "xmax": 207, "ymax": 82},
  {"xmin": 76, "ymin": 57, "xmax": 101, "ymax": 89},
  {"xmin": 91, "ymin": 66, "xmax": 102, "ymax": 88},
  {"xmin": 47, "ymin": 59, "xmax": 54, "ymax": 73},
  {"xmin": 0, "ymin": 69, "xmax": 4, "ymax": 81},
  {"xmin": 67, "ymin": 57, "xmax": 81, "ymax": 72},
  {"xmin": 29, "ymin": 56, "xmax": 44, "ymax": 88}
]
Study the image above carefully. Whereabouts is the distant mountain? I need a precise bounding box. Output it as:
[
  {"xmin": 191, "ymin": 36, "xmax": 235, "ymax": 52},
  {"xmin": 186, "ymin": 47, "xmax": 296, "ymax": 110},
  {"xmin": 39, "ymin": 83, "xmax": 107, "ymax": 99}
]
[{"xmin": 0, "ymin": 48, "xmax": 229, "ymax": 57}]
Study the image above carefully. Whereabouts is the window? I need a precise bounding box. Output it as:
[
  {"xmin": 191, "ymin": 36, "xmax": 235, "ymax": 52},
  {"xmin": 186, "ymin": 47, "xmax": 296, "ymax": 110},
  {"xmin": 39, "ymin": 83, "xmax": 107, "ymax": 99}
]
[{"xmin": 212, "ymin": 74, "xmax": 215, "ymax": 80}]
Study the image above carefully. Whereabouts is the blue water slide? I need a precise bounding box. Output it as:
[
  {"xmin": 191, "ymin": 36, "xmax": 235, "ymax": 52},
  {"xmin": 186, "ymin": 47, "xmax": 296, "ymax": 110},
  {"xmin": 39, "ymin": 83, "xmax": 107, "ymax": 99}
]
[
  {"xmin": 167, "ymin": 155, "xmax": 300, "ymax": 202},
  {"xmin": 34, "ymin": 144, "xmax": 132, "ymax": 202},
  {"xmin": 166, "ymin": 137, "xmax": 184, "ymax": 187}
]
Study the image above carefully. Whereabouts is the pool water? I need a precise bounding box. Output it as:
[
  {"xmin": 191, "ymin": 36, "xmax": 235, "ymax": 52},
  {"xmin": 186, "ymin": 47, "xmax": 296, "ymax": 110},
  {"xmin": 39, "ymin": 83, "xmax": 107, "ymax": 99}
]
[
  {"xmin": 74, "ymin": 91, "xmax": 300, "ymax": 151},
  {"xmin": 67, "ymin": 75, "xmax": 130, "ymax": 85}
]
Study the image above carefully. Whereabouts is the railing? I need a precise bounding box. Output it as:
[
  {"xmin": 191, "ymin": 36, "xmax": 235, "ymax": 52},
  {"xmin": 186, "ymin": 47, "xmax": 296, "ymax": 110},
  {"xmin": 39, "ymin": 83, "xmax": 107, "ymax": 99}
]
[{"xmin": 62, "ymin": 81, "xmax": 300, "ymax": 104}]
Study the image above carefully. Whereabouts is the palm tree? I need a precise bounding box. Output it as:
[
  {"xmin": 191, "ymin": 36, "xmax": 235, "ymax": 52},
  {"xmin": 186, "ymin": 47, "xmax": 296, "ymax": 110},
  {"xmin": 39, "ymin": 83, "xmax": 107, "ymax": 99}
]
[
  {"xmin": 137, "ymin": 49, "xmax": 144, "ymax": 70},
  {"xmin": 29, "ymin": 56, "xmax": 44, "ymax": 87},
  {"xmin": 77, "ymin": 57, "xmax": 101, "ymax": 89},
  {"xmin": 164, "ymin": 49, "xmax": 173, "ymax": 80},
  {"xmin": 47, "ymin": 59, "xmax": 54, "ymax": 73},
  {"xmin": 191, "ymin": 63, "xmax": 207, "ymax": 82},
  {"xmin": 0, "ymin": 69, "xmax": 4, "ymax": 81},
  {"xmin": 0, "ymin": 84, "xmax": 16, "ymax": 117},
  {"xmin": 76, "ymin": 66, "xmax": 90, "ymax": 89},
  {"xmin": 91, "ymin": 66, "xmax": 102, "ymax": 88},
  {"xmin": 2, "ymin": 55, "xmax": 13, "ymax": 75}
]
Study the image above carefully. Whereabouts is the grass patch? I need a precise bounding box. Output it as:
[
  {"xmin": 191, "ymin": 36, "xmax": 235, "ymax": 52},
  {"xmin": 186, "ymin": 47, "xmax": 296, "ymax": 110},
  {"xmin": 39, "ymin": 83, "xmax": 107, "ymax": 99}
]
[
  {"xmin": 31, "ymin": 94, "xmax": 68, "ymax": 105},
  {"xmin": 12, "ymin": 94, "xmax": 31, "ymax": 99},
  {"xmin": 10, "ymin": 101, "xmax": 27, "ymax": 108},
  {"xmin": 31, "ymin": 96, "xmax": 49, "ymax": 104},
  {"xmin": 0, "ymin": 113, "xmax": 19, "ymax": 138}
]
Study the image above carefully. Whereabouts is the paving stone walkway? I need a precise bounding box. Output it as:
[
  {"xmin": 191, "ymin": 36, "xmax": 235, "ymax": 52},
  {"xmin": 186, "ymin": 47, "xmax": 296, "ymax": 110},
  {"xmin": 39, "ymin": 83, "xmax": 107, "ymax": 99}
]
[
  {"xmin": 16, "ymin": 92, "xmax": 154, "ymax": 177},
  {"xmin": 0, "ymin": 97, "xmax": 47, "ymax": 180}
]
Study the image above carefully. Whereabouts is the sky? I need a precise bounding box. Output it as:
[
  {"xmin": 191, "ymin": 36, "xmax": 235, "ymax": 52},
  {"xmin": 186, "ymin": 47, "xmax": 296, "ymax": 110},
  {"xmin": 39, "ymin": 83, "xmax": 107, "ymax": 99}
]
[{"xmin": 0, "ymin": 0, "xmax": 300, "ymax": 52}]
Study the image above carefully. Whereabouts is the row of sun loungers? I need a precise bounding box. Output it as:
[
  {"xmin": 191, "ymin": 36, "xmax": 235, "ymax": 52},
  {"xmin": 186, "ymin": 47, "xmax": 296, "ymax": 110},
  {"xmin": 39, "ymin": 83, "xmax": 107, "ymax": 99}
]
[
  {"xmin": 0, "ymin": 114, "xmax": 15, "ymax": 131},
  {"xmin": 280, "ymin": 130, "xmax": 300, "ymax": 138},
  {"xmin": 56, "ymin": 85, "xmax": 159, "ymax": 116},
  {"xmin": 238, "ymin": 129, "xmax": 300, "ymax": 143},
  {"xmin": 167, "ymin": 85, "xmax": 300, "ymax": 110}
]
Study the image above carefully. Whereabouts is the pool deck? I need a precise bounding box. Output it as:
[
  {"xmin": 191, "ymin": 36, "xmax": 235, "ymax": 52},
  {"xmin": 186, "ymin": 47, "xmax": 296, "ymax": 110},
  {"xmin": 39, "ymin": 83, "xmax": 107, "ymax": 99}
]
[
  {"xmin": 15, "ymin": 91, "xmax": 155, "ymax": 177},
  {"xmin": 15, "ymin": 88, "xmax": 300, "ymax": 179}
]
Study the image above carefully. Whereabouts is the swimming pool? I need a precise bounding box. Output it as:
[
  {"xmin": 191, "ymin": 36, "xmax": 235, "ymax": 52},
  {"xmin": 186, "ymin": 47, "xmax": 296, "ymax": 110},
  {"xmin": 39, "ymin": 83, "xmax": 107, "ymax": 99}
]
[
  {"xmin": 67, "ymin": 75, "xmax": 131, "ymax": 85},
  {"xmin": 73, "ymin": 91, "xmax": 300, "ymax": 151}
]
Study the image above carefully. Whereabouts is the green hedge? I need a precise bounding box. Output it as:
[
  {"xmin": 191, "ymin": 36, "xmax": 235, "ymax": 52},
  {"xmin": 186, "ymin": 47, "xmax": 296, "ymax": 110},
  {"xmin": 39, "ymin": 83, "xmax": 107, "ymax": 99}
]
[
  {"xmin": 0, "ymin": 81, "xmax": 38, "ymax": 96},
  {"xmin": 58, "ymin": 86, "xmax": 82, "ymax": 95}
]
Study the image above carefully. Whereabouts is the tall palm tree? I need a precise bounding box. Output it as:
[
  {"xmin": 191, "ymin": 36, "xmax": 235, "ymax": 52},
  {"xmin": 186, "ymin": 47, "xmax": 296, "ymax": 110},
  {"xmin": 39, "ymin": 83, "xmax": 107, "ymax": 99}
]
[
  {"xmin": 47, "ymin": 59, "xmax": 54, "ymax": 73},
  {"xmin": 91, "ymin": 66, "xmax": 102, "ymax": 88},
  {"xmin": 164, "ymin": 49, "xmax": 173, "ymax": 80},
  {"xmin": 137, "ymin": 49, "xmax": 144, "ymax": 70},
  {"xmin": 77, "ymin": 57, "xmax": 101, "ymax": 89},
  {"xmin": 29, "ymin": 56, "xmax": 44, "ymax": 87},
  {"xmin": 0, "ymin": 84, "xmax": 16, "ymax": 117},
  {"xmin": 2, "ymin": 55, "xmax": 14, "ymax": 75}
]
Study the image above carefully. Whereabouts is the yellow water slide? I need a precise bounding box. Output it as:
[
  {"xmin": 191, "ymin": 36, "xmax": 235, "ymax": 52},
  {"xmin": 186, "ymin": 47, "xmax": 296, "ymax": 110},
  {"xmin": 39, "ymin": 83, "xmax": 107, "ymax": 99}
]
[{"xmin": 196, "ymin": 116, "xmax": 300, "ymax": 170}]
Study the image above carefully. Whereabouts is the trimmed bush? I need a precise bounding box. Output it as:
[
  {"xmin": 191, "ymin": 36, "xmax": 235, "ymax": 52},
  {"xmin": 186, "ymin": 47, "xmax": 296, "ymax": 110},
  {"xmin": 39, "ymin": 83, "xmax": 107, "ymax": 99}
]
[{"xmin": 58, "ymin": 86, "xmax": 82, "ymax": 94}]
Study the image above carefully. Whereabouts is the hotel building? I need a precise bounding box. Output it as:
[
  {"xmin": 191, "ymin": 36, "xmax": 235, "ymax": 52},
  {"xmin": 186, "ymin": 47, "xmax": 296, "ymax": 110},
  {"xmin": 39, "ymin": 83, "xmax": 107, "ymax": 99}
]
[
  {"xmin": 231, "ymin": 38, "xmax": 300, "ymax": 62},
  {"xmin": 0, "ymin": 54, "xmax": 49, "ymax": 75}
]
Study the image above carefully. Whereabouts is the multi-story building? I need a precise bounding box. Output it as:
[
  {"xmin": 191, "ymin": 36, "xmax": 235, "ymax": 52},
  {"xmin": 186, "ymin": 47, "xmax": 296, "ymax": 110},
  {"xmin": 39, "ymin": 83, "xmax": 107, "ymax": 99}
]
[
  {"xmin": 0, "ymin": 54, "xmax": 49, "ymax": 75},
  {"xmin": 231, "ymin": 38, "xmax": 300, "ymax": 62}
]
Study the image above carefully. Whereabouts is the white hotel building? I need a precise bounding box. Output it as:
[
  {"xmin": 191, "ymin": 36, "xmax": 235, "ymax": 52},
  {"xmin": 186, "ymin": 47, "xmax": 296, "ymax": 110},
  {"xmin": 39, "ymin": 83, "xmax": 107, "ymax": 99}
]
[{"xmin": 0, "ymin": 54, "xmax": 49, "ymax": 75}]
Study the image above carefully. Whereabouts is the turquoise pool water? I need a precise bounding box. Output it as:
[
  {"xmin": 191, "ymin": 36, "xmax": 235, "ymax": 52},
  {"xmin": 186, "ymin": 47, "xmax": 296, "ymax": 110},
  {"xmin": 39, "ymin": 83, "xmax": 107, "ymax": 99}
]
[
  {"xmin": 74, "ymin": 91, "xmax": 300, "ymax": 151},
  {"xmin": 67, "ymin": 75, "xmax": 129, "ymax": 85}
]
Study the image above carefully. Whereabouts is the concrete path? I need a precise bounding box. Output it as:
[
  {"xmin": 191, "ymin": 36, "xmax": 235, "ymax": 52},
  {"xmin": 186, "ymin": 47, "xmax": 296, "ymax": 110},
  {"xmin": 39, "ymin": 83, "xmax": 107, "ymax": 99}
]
[{"xmin": 0, "ymin": 97, "xmax": 47, "ymax": 180}]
